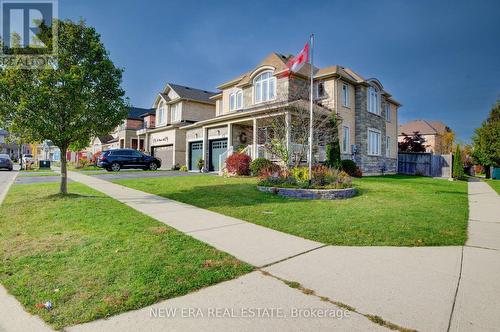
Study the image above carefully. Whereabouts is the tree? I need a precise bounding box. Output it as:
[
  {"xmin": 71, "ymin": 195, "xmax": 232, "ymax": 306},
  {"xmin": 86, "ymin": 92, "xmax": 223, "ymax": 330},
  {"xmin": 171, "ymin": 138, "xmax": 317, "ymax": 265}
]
[
  {"xmin": 472, "ymin": 101, "xmax": 500, "ymax": 178},
  {"xmin": 0, "ymin": 19, "xmax": 128, "ymax": 193},
  {"xmin": 437, "ymin": 128, "xmax": 454, "ymax": 154},
  {"xmin": 398, "ymin": 131, "xmax": 428, "ymax": 152},
  {"xmin": 453, "ymin": 144, "xmax": 464, "ymax": 179},
  {"xmin": 258, "ymin": 75, "xmax": 338, "ymax": 170},
  {"xmin": 324, "ymin": 115, "xmax": 342, "ymax": 169}
]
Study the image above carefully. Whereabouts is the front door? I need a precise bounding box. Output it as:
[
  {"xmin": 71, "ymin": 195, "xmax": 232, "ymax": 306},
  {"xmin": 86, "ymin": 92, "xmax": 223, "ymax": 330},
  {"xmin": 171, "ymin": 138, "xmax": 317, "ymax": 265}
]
[
  {"xmin": 189, "ymin": 141, "xmax": 203, "ymax": 171},
  {"xmin": 209, "ymin": 139, "xmax": 227, "ymax": 172}
]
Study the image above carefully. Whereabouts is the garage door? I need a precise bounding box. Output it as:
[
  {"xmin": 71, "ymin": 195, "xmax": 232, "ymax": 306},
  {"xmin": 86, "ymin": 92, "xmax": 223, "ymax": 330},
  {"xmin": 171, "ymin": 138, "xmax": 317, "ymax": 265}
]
[
  {"xmin": 189, "ymin": 141, "xmax": 203, "ymax": 171},
  {"xmin": 153, "ymin": 145, "xmax": 173, "ymax": 170},
  {"xmin": 209, "ymin": 139, "xmax": 227, "ymax": 172}
]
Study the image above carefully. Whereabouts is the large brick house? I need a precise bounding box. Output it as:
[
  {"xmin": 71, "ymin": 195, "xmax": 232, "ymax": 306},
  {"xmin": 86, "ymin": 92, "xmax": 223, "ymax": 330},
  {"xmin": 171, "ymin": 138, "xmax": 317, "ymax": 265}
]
[{"xmin": 183, "ymin": 52, "xmax": 401, "ymax": 174}]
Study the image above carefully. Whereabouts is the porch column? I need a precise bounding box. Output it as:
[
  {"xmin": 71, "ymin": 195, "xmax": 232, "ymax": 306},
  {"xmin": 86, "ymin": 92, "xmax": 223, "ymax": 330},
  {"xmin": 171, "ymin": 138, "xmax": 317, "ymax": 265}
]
[
  {"xmin": 252, "ymin": 118, "xmax": 257, "ymax": 159},
  {"xmin": 202, "ymin": 127, "xmax": 208, "ymax": 170},
  {"xmin": 227, "ymin": 123, "xmax": 233, "ymax": 149},
  {"xmin": 285, "ymin": 112, "xmax": 291, "ymax": 164}
]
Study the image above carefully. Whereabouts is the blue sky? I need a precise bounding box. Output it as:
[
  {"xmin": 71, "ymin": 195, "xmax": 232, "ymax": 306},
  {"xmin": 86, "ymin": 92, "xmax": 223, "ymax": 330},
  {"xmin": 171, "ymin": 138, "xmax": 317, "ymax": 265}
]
[{"xmin": 61, "ymin": 0, "xmax": 500, "ymax": 142}]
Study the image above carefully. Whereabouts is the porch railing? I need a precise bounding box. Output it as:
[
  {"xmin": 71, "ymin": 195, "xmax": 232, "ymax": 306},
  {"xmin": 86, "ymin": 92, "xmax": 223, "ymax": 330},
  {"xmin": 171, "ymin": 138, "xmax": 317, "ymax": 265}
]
[{"xmin": 218, "ymin": 146, "xmax": 234, "ymax": 174}]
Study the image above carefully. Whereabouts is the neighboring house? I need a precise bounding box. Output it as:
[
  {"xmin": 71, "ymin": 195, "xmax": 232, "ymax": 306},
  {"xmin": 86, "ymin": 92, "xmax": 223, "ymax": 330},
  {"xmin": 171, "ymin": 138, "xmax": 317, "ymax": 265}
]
[
  {"xmin": 89, "ymin": 135, "xmax": 116, "ymax": 154},
  {"xmin": 136, "ymin": 83, "xmax": 217, "ymax": 169},
  {"xmin": 0, "ymin": 128, "xmax": 31, "ymax": 160},
  {"xmin": 183, "ymin": 52, "xmax": 401, "ymax": 174},
  {"xmin": 398, "ymin": 120, "xmax": 452, "ymax": 154},
  {"xmin": 87, "ymin": 106, "xmax": 152, "ymax": 154}
]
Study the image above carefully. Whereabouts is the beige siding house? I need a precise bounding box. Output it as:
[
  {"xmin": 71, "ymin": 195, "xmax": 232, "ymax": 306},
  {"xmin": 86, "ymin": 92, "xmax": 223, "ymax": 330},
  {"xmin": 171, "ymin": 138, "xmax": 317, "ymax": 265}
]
[
  {"xmin": 184, "ymin": 52, "xmax": 401, "ymax": 174},
  {"xmin": 136, "ymin": 83, "xmax": 217, "ymax": 169},
  {"xmin": 398, "ymin": 120, "xmax": 452, "ymax": 154}
]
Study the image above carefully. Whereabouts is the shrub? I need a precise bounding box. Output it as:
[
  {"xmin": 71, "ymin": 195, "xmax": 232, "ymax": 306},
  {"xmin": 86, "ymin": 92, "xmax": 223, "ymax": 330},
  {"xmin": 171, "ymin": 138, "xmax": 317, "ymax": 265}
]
[
  {"xmin": 291, "ymin": 167, "xmax": 309, "ymax": 183},
  {"xmin": 341, "ymin": 159, "xmax": 356, "ymax": 174},
  {"xmin": 172, "ymin": 163, "xmax": 180, "ymax": 171},
  {"xmin": 258, "ymin": 164, "xmax": 282, "ymax": 179},
  {"xmin": 90, "ymin": 151, "xmax": 101, "ymax": 165},
  {"xmin": 259, "ymin": 164, "xmax": 352, "ymax": 190},
  {"xmin": 226, "ymin": 152, "xmax": 252, "ymax": 176},
  {"xmin": 453, "ymin": 145, "xmax": 465, "ymax": 179},
  {"xmin": 76, "ymin": 158, "xmax": 89, "ymax": 169},
  {"xmin": 250, "ymin": 158, "xmax": 274, "ymax": 176},
  {"xmin": 179, "ymin": 165, "xmax": 188, "ymax": 172},
  {"xmin": 197, "ymin": 158, "xmax": 204, "ymax": 172},
  {"xmin": 341, "ymin": 159, "xmax": 362, "ymax": 177}
]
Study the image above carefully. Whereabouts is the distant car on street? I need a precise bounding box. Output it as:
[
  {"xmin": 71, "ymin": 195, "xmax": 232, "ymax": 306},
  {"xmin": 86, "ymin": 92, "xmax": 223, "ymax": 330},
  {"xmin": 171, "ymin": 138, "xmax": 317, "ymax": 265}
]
[
  {"xmin": 0, "ymin": 154, "xmax": 13, "ymax": 171},
  {"xmin": 97, "ymin": 149, "xmax": 161, "ymax": 172}
]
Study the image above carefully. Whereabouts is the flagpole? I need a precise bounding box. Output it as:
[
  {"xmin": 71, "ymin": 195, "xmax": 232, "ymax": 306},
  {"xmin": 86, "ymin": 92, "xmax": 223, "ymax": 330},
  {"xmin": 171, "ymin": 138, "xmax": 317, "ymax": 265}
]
[{"xmin": 308, "ymin": 34, "xmax": 314, "ymax": 183}]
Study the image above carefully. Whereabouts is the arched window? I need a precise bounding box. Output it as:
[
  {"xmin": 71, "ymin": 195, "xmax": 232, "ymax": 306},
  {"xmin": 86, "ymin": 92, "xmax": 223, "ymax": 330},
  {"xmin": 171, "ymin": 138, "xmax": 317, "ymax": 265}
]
[
  {"xmin": 367, "ymin": 86, "xmax": 380, "ymax": 115},
  {"xmin": 157, "ymin": 101, "xmax": 166, "ymax": 124},
  {"xmin": 254, "ymin": 71, "xmax": 276, "ymax": 103}
]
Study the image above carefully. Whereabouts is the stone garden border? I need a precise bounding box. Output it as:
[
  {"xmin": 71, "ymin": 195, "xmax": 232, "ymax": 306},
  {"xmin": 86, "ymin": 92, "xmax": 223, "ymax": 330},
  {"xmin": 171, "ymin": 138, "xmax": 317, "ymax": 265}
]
[{"xmin": 257, "ymin": 186, "xmax": 356, "ymax": 200}]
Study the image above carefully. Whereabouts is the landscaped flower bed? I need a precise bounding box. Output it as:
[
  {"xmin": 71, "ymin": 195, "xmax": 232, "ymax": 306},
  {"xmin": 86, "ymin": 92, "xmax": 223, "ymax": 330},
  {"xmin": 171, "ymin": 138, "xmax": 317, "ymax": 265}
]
[
  {"xmin": 257, "ymin": 164, "xmax": 356, "ymax": 199},
  {"xmin": 257, "ymin": 185, "xmax": 356, "ymax": 200}
]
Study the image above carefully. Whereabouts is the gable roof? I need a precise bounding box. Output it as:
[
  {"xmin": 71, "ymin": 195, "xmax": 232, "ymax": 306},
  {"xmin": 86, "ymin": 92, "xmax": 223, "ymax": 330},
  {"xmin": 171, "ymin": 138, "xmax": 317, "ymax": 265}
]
[
  {"xmin": 127, "ymin": 107, "xmax": 151, "ymax": 120},
  {"xmin": 168, "ymin": 83, "xmax": 218, "ymax": 104},
  {"xmin": 214, "ymin": 51, "xmax": 401, "ymax": 106},
  {"xmin": 399, "ymin": 120, "xmax": 449, "ymax": 136},
  {"xmin": 98, "ymin": 134, "xmax": 115, "ymax": 144}
]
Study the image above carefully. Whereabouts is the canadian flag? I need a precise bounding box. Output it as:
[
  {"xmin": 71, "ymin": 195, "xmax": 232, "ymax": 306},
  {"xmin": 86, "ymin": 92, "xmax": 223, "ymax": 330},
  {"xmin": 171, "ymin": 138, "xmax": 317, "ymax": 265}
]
[{"xmin": 284, "ymin": 42, "xmax": 310, "ymax": 76}]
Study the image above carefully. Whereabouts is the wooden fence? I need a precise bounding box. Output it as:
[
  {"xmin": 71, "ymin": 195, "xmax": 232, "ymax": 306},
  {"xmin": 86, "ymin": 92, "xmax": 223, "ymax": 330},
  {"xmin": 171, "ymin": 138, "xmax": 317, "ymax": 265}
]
[{"xmin": 398, "ymin": 152, "xmax": 452, "ymax": 178}]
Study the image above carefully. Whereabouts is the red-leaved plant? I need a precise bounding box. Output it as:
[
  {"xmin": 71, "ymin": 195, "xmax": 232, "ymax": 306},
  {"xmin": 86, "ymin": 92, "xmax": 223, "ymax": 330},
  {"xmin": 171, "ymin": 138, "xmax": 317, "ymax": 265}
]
[{"xmin": 225, "ymin": 152, "xmax": 252, "ymax": 176}]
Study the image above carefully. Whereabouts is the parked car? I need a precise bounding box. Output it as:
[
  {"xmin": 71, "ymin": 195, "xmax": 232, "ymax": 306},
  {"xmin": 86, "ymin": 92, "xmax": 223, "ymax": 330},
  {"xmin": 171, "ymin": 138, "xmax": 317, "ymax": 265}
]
[
  {"xmin": 97, "ymin": 149, "xmax": 161, "ymax": 172},
  {"xmin": 0, "ymin": 154, "xmax": 13, "ymax": 171}
]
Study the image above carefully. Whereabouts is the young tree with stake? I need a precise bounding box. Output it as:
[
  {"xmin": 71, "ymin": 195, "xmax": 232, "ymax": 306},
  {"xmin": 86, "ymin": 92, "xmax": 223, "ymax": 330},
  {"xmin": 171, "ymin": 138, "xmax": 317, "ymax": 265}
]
[{"xmin": 0, "ymin": 20, "xmax": 128, "ymax": 194}]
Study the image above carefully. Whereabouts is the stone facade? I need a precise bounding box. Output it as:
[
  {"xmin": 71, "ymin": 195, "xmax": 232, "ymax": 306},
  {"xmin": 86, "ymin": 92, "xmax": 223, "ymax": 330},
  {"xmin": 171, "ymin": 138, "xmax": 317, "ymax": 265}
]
[{"xmin": 354, "ymin": 85, "xmax": 397, "ymax": 175}]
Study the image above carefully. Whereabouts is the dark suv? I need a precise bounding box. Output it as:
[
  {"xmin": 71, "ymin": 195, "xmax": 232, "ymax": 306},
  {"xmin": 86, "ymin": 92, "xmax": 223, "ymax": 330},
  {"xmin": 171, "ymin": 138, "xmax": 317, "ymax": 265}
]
[{"xmin": 97, "ymin": 149, "xmax": 161, "ymax": 172}]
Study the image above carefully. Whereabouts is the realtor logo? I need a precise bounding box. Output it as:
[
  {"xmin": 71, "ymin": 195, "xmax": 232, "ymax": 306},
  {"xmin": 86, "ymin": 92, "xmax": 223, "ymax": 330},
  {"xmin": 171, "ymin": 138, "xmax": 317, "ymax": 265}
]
[{"xmin": 0, "ymin": 0, "xmax": 57, "ymax": 67}]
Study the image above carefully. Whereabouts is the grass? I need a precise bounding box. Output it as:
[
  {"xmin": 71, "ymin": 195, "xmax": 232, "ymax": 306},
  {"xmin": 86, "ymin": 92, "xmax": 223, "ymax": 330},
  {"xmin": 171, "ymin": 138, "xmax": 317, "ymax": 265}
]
[
  {"xmin": 484, "ymin": 179, "xmax": 500, "ymax": 194},
  {"xmin": 114, "ymin": 174, "xmax": 469, "ymax": 246},
  {"xmin": 0, "ymin": 182, "xmax": 252, "ymax": 329}
]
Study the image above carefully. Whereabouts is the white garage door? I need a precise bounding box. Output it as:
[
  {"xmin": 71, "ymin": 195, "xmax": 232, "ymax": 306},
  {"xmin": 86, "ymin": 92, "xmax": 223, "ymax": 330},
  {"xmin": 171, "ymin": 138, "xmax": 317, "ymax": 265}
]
[{"xmin": 153, "ymin": 145, "xmax": 173, "ymax": 170}]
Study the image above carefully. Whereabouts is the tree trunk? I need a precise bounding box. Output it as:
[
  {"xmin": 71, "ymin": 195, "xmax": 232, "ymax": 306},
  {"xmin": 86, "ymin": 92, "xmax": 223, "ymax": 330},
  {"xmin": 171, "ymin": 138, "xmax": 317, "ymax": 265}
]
[{"xmin": 60, "ymin": 146, "xmax": 68, "ymax": 194}]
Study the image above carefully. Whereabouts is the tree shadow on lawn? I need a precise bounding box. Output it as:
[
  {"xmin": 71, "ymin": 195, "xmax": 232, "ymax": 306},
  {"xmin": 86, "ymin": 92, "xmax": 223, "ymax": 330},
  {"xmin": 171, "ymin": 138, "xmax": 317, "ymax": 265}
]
[{"xmin": 45, "ymin": 193, "xmax": 103, "ymax": 200}]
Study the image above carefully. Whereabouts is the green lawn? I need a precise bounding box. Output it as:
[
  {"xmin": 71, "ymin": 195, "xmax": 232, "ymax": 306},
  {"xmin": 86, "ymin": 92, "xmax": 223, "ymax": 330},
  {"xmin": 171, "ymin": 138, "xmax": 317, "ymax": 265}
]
[
  {"xmin": 0, "ymin": 182, "xmax": 252, "ymax": 329},
  {"xmin": 115, "ymin": 175, "xmax": 469, "ymax": 247},
  {"xmin": 484, "ymin": 179, "xmax": 500, "ymax": 194}
]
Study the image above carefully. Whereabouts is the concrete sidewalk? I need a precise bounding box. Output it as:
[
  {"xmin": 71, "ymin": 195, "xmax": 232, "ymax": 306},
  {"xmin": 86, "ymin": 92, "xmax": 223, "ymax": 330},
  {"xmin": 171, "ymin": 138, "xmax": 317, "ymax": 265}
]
[
  {"xmin": 449, "ymin": 180, "xmax": 500, "ymax": 331},
  {"xmin": 67, "ymin": 272, "xmax": 386, "ymax": 332},
  {"xmin": 64, "ymin": 170, "xmax": 323, "ymax": 267}
]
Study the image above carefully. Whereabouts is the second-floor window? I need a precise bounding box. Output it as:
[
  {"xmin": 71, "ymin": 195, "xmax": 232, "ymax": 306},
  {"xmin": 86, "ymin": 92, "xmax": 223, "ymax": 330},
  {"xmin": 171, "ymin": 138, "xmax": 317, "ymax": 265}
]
[
  {"xmin": 342, "ymin": 83, "xmax": 349, "ymax": 107},
  {"xmin": 171, "ymin": 103, "xmax": 181, "ymax": 123},
  {"xmin": 316, "ymin": 81, "xmax": 326, "ymax": 99},
  {"xmin": 229, "ymin": 90, "xmax": 243, "ymax": 111},
  {"xmin": 157, "ymin": 102, "xmax": 166, "ymax": 125},
  {"xmin": 385, "ymin": 103, "xmax": 391, "ymax": 122},
  {"xmin": 368, "ymin": 86, "xmax": 380, "ymax": 115},
  {"xmin": 254, "ymin": 71, "xmax": 276, "ymax": 103}
]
